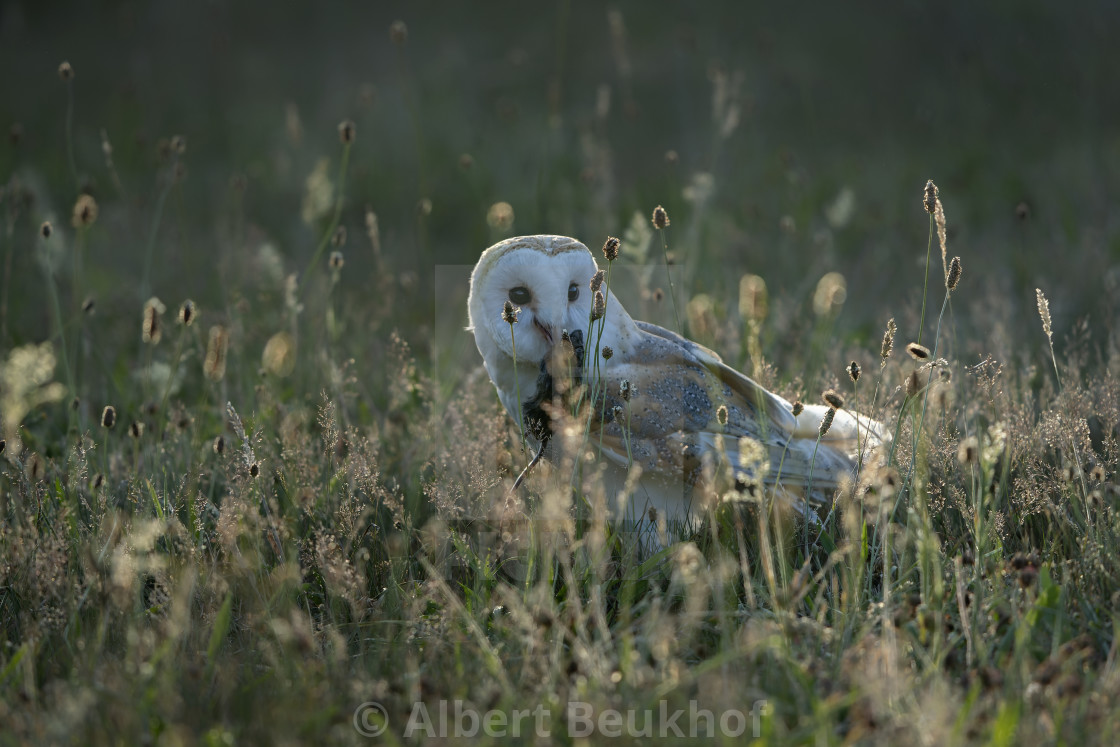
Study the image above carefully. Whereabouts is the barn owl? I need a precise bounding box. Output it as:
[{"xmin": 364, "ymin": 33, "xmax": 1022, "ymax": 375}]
[{"xmin": 467, "ymin": 234, "xmax": 883, "ymax": 536}]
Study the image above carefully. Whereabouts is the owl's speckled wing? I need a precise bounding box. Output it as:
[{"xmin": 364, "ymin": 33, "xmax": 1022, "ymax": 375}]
[{"xmin": 589, "ymin": 321, "xmax": 867, "ymax": 503}]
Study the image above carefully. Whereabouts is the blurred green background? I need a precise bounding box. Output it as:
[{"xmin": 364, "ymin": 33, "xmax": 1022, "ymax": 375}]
[{"xmin": 2, "ymin": 0, "xmax": 1118, "ymax": 376}]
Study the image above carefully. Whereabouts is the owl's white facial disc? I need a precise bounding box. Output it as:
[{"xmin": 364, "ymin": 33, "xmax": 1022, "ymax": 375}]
[{"xmin": 468, "ymin": 236, "xmax": 601, "ymax": 369}]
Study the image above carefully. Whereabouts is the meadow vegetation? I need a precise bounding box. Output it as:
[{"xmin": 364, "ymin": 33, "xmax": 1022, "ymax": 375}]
[{"xmin": 1, "ymin": 3, "xmax": 1119, "ymax": 744}]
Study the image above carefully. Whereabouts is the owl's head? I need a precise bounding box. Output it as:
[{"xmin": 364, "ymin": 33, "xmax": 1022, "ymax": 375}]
[{"xmin": 468, "ymin": 235, "xmax": 608, "ymax": 369}]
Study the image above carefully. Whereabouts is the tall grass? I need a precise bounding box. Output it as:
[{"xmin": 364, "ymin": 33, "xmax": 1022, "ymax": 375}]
[{"xmin": 1, "ymin": 14, "xmax": 1118, "ymax": 745}]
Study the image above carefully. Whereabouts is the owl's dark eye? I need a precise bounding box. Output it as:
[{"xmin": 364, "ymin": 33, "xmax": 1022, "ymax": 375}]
[
  {"xmin": 508, "ymin": 286, "xmax": 532, "ymax": 305},
  {"xmin": 568, "ymin": 283, "xmax": 579, "ymax": 302}
]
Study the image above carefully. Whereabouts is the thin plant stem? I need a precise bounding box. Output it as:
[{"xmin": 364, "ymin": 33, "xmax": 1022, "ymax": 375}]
[
  {"xmin": 65, "ymin": 79, "xmax": 79, "ymax": 190},
  {"xmin": 656, "ymin": 231, "xmax": 682, "ymax": 334},
  {"xmin": 301, "ymin": 143, "xmax": 352, "ymax": 292},
  {"xmin": 916, "ymin": 215, "xmax": 933, "ymax": 346},
  {"xmin": 140, "ymin": 165, "xmax": 176, "ymax": 302}
]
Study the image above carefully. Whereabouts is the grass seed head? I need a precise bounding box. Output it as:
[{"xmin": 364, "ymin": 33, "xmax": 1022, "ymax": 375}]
[
  {"xmin": 26, "ymin": 453, "xmax": 45, "ymax": 482},
  {"xmin": 329, "ymin": 250, "xmax": 345, "ymax": 270},
  {"xmin": 389, "ymin": 20, "xmax": 408, "ymax": 45},
  {"xmin": 849, "ymin": 360, "xmax": 861, "ymax": 382},
  {"xmin": 958, "ymin": 436, "xmax": 979, "ymax": 464},
  {"xmin": 602, "ymin": 236, "xmax": 620, "ymax": 262},
  {"xmin": 591, "ymin": 290, "xmax": 606, "ymax": 321},
  {"xmin": 82, "ymin": 297, "xmax": 95, "ymax": 315},
  {"xmin": 601, "ymin": 346, "xmax": 613, "ymax": 360},
  {"xmin": 142, "ymin": 297, "xmax": 166, "ymax": 344},
  {"xmin": 338, "ymin": 119, "xmax": 356, "ymax": 145},
  {"xmin": 58, "ymin": 61, "xmax": 73, "ymax": 81},
  {"xmin": 501, "ymin": 300, "xmax": 519, "ymax": 325},
  {"xmin": 620, "ymin": 379, "xmax": 633, "ymax": 402},
  {"xmin": 651, "ymin": 204, "xmax": 670, "ymax": 229},
  {"xmin": 946, "ymin": 255, "xmax": 962, "ymax": 290},
  {"xmin": 905, "ymin": 369, "xmax": 921, "ymax": 397},
  {"xmin": 486, "ymin": 201, "xmax": 514, "ymax": 230},
  {"xmin": 819, "ymin": 407, "xmax": 836, "ymax": 437},
  {"xmin": 262, "ymin": 332, "xmax": 296, "ymax": 377},
  {"xmin": 39, "ymin": 221, "xmax": 52, "ymax": 239},
  {"xmin": 738, "ymin": 274, "xmax": 768, "ymax": 321},
  {"xmin": 72, "ymin": 194, "xmax": 98, "ymax": 228},
  {"xmin": 1036, "ymin": 288, "xmax": 1053, "ymax": 340},
  {"xmin": 129, "ymin": 421, "xmax": 144, "ymax": 439},
  {"xmin": 250, "ymin": 462, "xmax": 260, "ymax": 478},
  {"xmin": 590, "ymin": 269, "xmax": 605, "ymax": 293},
  {"xmin": 178, "ymin": 299, "xmax": 196, "ymax": 326},
  {"xmin": 924, "ymin": 179, "xmax": 938, "ymax": 214},
  {"xmin": 822, "ymin": 388, "xmax": 845, "ymax": 409},
  {"xmin": 204, "ymin": 325, "xmax": 229, "ymax": 381},
  {"xmin": 213, "ymin": 435, "xmax": 225, "ymax": 455},
  {"xmin": 812, "ymin": 272, "xmax": 847, "ymax": 317},
  {"xmin": 881, "ymin": 318, "xmax": 897, "ymax": 360},
  {"xmin": 331, "ymin": 225, "xmax": 347, "ymax": 247},
  {"xmin": 792, "ymin": 400, "xmax": 804, "ymax": 417},
  {"xmin": 906, "ymin": 342, "xmax": 930, "ymax": 360},
  {"xmin": 716, "ymin": 404, "xmax": 728, "ymax": 425},
  {"xmin": 935, "ymin": 197, "xmax": 948, "ymax": 274},
  {"xmin": 101, "ymin": 405, "xmax": 117, "ymax": 429}
]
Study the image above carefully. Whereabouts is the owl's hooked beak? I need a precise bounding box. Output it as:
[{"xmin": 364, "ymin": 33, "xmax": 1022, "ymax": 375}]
[{"xmin": 533, "ymin": 317, "xmax": 555, "ymax": 345}]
